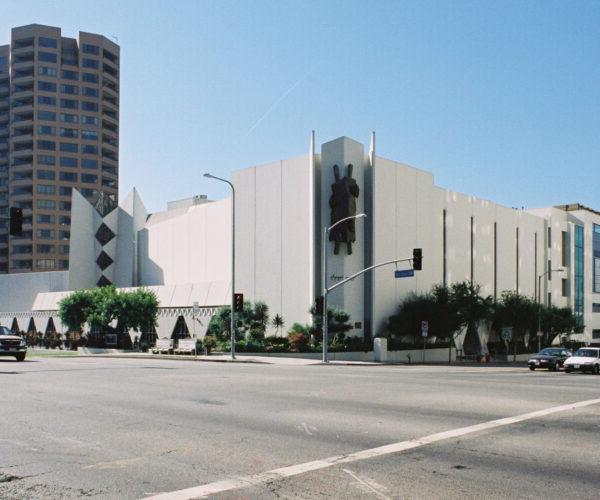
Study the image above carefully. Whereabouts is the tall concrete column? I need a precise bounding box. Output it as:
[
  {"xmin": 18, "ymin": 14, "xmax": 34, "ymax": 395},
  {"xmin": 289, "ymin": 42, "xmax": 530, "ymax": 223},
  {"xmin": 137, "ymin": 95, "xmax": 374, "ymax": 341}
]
[{"xmin": 320, "ymin": 137, "xmax": 365, "ymax": 335}]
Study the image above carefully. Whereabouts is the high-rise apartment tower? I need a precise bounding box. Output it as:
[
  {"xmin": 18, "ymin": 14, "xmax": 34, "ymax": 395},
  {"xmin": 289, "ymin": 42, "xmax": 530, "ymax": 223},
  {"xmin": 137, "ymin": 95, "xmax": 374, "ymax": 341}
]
[{"xmin": 0, "ymin": 24, "xmax": 119, "ymax": 274}]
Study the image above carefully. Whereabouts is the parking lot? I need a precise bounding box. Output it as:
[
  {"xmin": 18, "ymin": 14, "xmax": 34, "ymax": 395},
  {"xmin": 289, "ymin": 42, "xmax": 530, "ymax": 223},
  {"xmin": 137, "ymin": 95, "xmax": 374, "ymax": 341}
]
[{"xmin": 1, "ymin": 356, "xmax": 599, "ymax": 499}]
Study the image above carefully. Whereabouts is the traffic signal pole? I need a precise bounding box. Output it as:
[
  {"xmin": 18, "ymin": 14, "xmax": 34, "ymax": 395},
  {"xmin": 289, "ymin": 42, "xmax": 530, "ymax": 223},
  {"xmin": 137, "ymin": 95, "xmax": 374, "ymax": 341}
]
[
  {"xmin": 321, "ymin": 252, "xmax": 422, "ymax": 364},
  {"xmin": 322, "ymin": 226, "xmax": 328, "ymax": 363}
]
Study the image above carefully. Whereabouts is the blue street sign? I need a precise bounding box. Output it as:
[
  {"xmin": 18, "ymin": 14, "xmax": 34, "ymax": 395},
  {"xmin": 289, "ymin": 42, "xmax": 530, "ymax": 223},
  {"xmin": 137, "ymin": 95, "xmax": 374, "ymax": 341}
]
[{"xmin": 394, "ymin": 269, "xmax": 415, "ymax": 278}]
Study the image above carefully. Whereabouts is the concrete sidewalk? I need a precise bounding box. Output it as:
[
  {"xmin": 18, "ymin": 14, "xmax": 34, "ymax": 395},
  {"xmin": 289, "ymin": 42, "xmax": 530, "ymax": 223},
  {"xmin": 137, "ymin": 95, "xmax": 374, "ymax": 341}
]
[
  {"xmin": 25, "ymin": 347, "xmax": 373, "ymax": 366},
  {"xmin": 25, "ymin": 348, "xmax": 529, "ymax": 367}
]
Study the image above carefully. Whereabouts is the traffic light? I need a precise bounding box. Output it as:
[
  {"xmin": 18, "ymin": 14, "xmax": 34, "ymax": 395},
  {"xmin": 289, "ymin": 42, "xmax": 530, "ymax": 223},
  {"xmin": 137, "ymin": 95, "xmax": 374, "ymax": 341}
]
[
  {"xmin": 413, "ymin": 248, "xmax": 422, "ymax": 271},
  {"xmin": 315, "ymin": 295, "xmax": 324, "ymax": 315},
  {"xmin": 9, "ymin": 207, "xmax": 23, "ymax": 237},
  {"xmin": 233, "ymin": 293, "xmax": 244, "ymax": 312}
]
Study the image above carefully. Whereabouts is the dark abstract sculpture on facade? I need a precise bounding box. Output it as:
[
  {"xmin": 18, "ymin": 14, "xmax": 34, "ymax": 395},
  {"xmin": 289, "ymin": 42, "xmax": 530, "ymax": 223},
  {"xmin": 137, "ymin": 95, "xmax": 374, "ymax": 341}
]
[{"xmin": 329, "ymin": 163, "xmax": 360, "ymax": 255}]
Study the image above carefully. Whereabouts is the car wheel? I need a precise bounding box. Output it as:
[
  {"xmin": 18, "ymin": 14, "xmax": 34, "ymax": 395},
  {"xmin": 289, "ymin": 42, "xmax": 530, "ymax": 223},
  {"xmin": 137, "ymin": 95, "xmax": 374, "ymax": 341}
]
[
  {"xmin": 15, "ymin": 353, "xmax": 25, "ymax": 362},
  {"xmin": 552, "ymin": 363, "xmax": 560, "ymax": 371},
  {"xmin": 565, "ymin": 368, "xmax": 572, "ymax": 373},
  {"xmin": 593, "ymin": 364, "xmax": 600, "ymax": 375},
  {"xmin": 529, "ymin": 366, "xmax": 535, "ymax": 371}
]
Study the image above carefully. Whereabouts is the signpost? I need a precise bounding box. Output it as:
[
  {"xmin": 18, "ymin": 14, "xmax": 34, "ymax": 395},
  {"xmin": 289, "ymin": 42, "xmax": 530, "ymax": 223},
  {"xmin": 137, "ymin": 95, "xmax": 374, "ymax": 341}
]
[
  {"xmin": 502, "ymin": 327, "xmax": 515, "ymax": 361},
  {"xmin": 421, "ymin": 320, "xmax": 429, "ymax": 362},
  {"xmin": 192, "ymin": 301, "xmax": 199, "ymax": 340},
  {"xmin": 536, "ymin": 330, "xmax": 544, "ymax": 353}
]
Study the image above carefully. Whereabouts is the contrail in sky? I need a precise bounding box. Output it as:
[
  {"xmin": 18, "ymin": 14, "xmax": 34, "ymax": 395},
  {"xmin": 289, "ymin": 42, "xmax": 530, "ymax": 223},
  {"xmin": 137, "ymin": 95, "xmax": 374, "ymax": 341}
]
[{"xmin": 244, "ymin": 66, "xmax": 316, "ymax": 137}]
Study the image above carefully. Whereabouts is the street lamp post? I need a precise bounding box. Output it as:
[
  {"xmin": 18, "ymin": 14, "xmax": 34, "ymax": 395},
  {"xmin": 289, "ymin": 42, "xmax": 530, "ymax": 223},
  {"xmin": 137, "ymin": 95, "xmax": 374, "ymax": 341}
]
[
  {"xmin": 204, "ymin": 173, "xmax": 236, "ymax": 359},
  {"xmin": 322, "ymin": 213, "xmax": 366, "ymax": 363},
  {"xmin": 537, "ymin": 268, "xmax": 565, "ymax": 351}
]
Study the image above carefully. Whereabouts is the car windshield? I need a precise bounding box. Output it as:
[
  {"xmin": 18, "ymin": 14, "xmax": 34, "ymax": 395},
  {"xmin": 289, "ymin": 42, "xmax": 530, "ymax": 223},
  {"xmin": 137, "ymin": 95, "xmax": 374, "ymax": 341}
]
[
  {"xmin": 0, "ymin": 326, "xmax": 13, "ymax": 336},
  {"xmin": 539, "ymin": 348, "xmax": 561, "ymax": 356},
  {"xmin": 575, "ymin": 349, "xmax": 599, "ymax": 358}
]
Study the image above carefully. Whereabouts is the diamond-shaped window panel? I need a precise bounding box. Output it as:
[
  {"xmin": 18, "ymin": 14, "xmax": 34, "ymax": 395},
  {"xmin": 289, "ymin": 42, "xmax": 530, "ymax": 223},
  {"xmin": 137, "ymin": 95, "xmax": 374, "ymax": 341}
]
[
  {"xmin": 97, "ymin": 275, "xmax": 112, "ymax": 287},
  {"xmin": 96, "ymin": 251, "xmax": 114, "ymax": 271},
  {"xmin": 95, "ymin": 223, "xmax": 115, "ymax": 246}
]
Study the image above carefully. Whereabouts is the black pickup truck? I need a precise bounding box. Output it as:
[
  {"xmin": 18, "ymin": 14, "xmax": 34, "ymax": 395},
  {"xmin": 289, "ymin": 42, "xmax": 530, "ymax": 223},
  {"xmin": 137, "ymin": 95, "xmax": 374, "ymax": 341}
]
[{"xmin": 0, "ymin": 325, "xmax": 27, "ymax": 361}]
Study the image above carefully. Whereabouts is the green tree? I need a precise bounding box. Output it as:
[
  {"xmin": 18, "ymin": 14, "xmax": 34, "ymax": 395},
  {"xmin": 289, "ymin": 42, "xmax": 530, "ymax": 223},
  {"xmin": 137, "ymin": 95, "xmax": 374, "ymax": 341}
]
[
  {"xmin": 451, "ymin": 282, "xmax": 494, "ymax": 330},
  {"xmin": 58, "ymin": 289, "xmax": 94, "ymax": 333},
  {"xmin": 493, "ymin": 291, "xmax": 538, "ymax": 354},
  {"xmin": 85, "ymin": 285, "xmax": 120, "ymax": 333},
  {"xmin": 387, "ymin": 291, "xmax": 436, "ymax": 343},
  {"xmin": 450, "ymin": 282, "xmax": 494, "ymax": 354},
  {"xmin": 540, "ymin": 305, "xmax": 577, "ymax": 346},
  {"xmin": 58, "ymin": 287, "xmax": 159, "ymax": 349},
  {"xmin": 386, "ymin": 282, "xmax": 492, "ymax": 351},
  {"xmin": 117, "ymin": 288, "xmax": 159, "ymax": 332}
]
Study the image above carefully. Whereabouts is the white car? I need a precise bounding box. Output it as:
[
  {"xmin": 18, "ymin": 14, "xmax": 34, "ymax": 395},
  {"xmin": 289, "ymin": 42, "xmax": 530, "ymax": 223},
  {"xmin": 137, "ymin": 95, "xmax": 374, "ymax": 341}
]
[{"xmin": 563, "ymin": 347, "xmax": 600, "ymax": 374}]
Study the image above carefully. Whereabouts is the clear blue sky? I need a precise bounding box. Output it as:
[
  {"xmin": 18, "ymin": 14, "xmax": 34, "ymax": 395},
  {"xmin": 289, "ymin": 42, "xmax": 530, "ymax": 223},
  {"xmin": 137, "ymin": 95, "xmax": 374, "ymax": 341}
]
[{"xmin": 3, "ymin": 0, "xmax": 599, "ymax": 213}]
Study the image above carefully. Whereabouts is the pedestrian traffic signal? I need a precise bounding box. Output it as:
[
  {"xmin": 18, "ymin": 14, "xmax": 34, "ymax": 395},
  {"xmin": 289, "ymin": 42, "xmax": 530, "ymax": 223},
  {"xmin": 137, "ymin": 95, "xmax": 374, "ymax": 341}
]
[
  {"xmin": 234, "ymin": 293, "xmax": 244, "ymax": 312},
  {"xmin": 413, "ymin": 248, "xmax": 422, "ymax": 271},
  {"xmin": 315, "ymin": 295, "xmax": 324, "ymax": 315},
  {"xmin": 9, "ymin": 207, "xmax": 23, "ymax": 237}
]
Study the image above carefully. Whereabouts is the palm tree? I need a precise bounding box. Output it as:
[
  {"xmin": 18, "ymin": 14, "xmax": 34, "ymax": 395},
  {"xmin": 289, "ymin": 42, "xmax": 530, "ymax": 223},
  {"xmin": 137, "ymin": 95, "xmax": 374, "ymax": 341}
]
[{"xmin": 271, "ymin": 313, "xmax": 285, "ymax": 337}]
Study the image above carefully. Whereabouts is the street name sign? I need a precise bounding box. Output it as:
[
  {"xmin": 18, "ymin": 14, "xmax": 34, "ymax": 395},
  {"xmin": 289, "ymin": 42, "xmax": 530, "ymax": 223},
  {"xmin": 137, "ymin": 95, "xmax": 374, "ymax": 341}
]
[{"xmin": 395, "ymin": 269, "xmax": 415, "ymax": 278}]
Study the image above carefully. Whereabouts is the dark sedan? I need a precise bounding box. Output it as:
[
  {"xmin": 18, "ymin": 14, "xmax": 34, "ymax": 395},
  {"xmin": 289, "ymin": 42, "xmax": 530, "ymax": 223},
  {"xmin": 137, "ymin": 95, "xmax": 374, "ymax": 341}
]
[{"xmin": 528, "ymin": 348, "xmax": 572, "ymax": 371}]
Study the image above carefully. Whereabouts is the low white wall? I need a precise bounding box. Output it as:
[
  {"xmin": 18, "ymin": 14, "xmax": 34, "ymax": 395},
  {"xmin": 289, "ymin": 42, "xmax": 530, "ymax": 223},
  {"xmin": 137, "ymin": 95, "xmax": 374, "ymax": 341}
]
[
  {"xmin": 237, "ymin": 351, "xmax": 373, "ymax": 361},
  {"xmin": 387, "ymin": 347, "xmax": 456, "ymax": 363},
  {"xmin": 237, "ymin": 347, "xmax": 457, "ymax": 363}
]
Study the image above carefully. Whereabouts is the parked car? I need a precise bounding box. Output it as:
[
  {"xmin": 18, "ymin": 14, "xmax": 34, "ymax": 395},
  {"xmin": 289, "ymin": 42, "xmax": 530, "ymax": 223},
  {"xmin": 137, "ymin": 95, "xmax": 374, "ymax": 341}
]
[
  {"xmin": 528, "ymin": 348, "xmax": 572, "ymax": 371},
  {"xmin": 563, "ymin": 347, "xmax": 600, "ymax": 374},
  {"xmin": 0, "ymin": 325, "xmax": 27, "ymax": 361}
]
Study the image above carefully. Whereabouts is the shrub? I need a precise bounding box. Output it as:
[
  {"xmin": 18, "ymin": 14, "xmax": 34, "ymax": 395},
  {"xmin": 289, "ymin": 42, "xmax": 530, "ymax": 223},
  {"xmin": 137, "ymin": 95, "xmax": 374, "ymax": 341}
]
[
  {"xmin": 214, "ymin": 338, "xmax": 230, "ymax": 352},
  {"xmin": 265, "ymin": 336, "xmax": 289, "ymax": 352},
  {"xmin": 289, "ymin": 333, "xmax": 309, "ymax": 352},
  {"xmin": 247, "ymin": 326, "xmax": 265, "ymax": 343},
  {"xmin": 288, "ymin": 323, "xmax": 309, "ymax": 335},
  {"xmin": 242, "ymin": 339, "xmax": 265, "ymax": 352},
  {"xmin": 345, "ymin": 336, "xmax": 372, "ymax": 352},
  {"xmin": 203, "ymin": 335, "xmax": 217, "ymax": 353}
]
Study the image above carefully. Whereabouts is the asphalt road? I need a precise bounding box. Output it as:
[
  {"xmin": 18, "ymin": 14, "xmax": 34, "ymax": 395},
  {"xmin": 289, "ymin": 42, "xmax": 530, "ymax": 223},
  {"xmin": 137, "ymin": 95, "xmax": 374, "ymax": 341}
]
[{"xmin": 1, "ymin": 356, "xmax": 599, "ymax": 499}]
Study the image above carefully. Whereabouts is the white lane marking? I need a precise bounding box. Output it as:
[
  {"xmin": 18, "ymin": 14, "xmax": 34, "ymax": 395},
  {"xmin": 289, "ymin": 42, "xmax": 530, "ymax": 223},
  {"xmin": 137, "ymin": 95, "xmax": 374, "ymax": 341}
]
[
  {"xmin": 143, "ymin": 398, "xmax": 600, "ymax": 500},
  {"xmin": 299, "ymin": 422, "xmax": 318, "ymax": 436},
  {"xmin": 342, "ymin": 468, "xmax": 392, "ymax": 500}
]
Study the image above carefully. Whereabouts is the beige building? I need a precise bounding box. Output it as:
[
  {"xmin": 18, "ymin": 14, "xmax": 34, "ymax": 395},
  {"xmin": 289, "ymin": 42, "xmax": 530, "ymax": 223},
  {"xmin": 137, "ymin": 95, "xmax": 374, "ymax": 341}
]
[{"xmin": 0, "ymin": 24, "xmax": 119, "ymax": 275}]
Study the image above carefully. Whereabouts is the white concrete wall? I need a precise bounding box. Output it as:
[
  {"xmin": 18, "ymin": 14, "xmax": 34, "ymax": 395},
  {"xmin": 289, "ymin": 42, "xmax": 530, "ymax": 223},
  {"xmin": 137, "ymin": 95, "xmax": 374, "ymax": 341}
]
[
  {"xmin": 138, "ymin": 198, "xmax": 231, "ymax": 286},
  {"xmin": 371, "ymin": 156, "xmax": 443, "ymax": 336},
  {"xmin": 372, "ymin": 155, "xmax": 546, "ymax": 337},
  {"xmin": 68, "ymin": 189, "xmax": 102, "ymax": 290},
  {"xmin": 233, "ymin": 154, "xmax": 313, "ymax": 335},
  {"xmin": 0, "ymin": 270, "xmax": 68, "ymax": 312}
]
